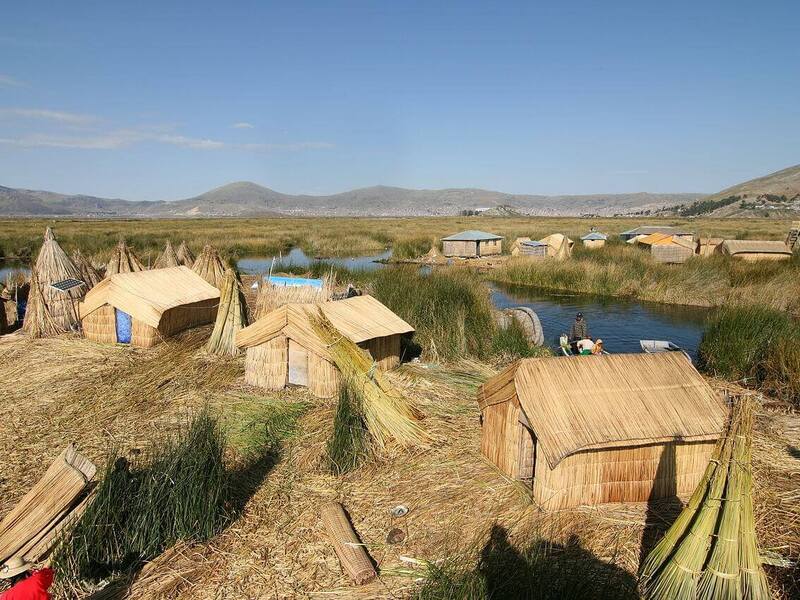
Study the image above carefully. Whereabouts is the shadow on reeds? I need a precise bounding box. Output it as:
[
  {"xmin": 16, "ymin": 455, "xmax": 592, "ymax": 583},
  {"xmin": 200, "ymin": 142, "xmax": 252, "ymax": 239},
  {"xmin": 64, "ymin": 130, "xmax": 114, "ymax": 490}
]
[
  {"xmin": 787, "ymin": 445, "xmax": 800, "ymax": 460},
  {"xmin": 639, "ymin": 445, "xmax": 683, "ymax": 569},
  {"xmin": 415, "ymin": 525, "xmax": 638, "ymax": 600}
]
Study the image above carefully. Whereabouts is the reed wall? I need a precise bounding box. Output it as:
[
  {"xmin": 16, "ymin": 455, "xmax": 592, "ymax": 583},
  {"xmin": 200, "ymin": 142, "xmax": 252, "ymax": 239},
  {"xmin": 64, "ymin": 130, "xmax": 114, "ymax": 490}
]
[
  {"xmin": 360, "ymin": 334, "xmax": 402, "ymax": 370},
  {"xmin": 82, "ymin": 304, "xmax": 117, "ymax": 344},
  {"xmin": 478, "ymin": 239, "xmax": 502, "ymax": 255},
  {"xmin": 582, "ymin": 239, "xmax": 605, "ymax": 249},
  {"xmin": 307, "ymin": 351, "xmax": 339, "ymax": 398},
  {"xmin": 480, "ymin": 400, "xmax": 522, "ymax": 479},
  {"xmin": 651, "ymin": 245, "xmax": 693, "ymax": 264},
  {"xmin": 442, "ymin": 240, "xmax": 478, "ymax": 257},
  {"xmin": 244, "ymin": 336, "xmax": 288, "ymax": 389}
]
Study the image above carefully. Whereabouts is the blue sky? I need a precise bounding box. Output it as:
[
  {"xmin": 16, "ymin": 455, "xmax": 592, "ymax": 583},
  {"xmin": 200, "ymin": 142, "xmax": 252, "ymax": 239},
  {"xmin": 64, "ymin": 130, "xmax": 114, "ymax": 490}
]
[{"xmin": 0, "ymin": 1, "xmax": 798, "ymax": 201}]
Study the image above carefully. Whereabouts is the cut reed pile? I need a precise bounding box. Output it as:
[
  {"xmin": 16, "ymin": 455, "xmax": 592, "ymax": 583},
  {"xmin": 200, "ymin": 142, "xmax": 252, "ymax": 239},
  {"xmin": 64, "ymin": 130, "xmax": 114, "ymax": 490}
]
[
  {"xmin": 192, "ymin": 245, "xmax": 226, "ymax": 288},
  {"xmin": 175, "ymin": 241, "xmax": 195, "ymax": 267},
  {"xmin": 71, "ymin": 249, "xmax": 102, "ymax": 289},
  {"xmin": 105, "ymin": 239, "xmax": 145, "ymax": 277},
  {"xmin": 205, "ymin": 269, "xmax": 249, "ymax": 356},
  {"xmin": 21, "ymin": 270, "xmax": 62, "ymax": 338},
  {"xmin": 153, "ymin": 240, "xmax": 179, "ymax": 269}
]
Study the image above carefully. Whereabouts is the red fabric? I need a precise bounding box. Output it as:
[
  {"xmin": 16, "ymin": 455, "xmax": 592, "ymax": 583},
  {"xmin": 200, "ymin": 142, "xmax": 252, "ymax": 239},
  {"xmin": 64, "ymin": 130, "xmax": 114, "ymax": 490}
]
[{"xmin": 0, "ymin": 569, "xmax": 54, "ymax": 600}]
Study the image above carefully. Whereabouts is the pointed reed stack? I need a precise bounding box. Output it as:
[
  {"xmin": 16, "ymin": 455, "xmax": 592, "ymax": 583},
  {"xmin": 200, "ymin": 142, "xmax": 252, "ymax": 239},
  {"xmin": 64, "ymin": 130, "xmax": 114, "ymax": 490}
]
[
  {"xmin": 176, "ymin": 241, "xmax": 195, "ymax": 267},
  {"xmin": 154, "ymin": 240, "xmax": 180, "ymax": 269},
  {"xmin": 205, "ymin": 269, "xmax": 248, "ymax": 356},
  {"xmin": 21, "ymin": 271, "xmax": 61, "ymax": 338},
  {"xmin": 641, "ymin": 395, "xmax": 771, "ymax": 600},
  {"xmin": 105, "ymin": 239, "xmax": 145, "ymax": 277},
  {"xmin": 71, "ymin": 249, "xmax": 102, "ymax": 289},
  {"xmin": 309, "ymin": 310, "xmax": 426, "ymax": 450},
  {"xmin": 192, "ymin": 245, "xmax": 226, "ymax": 288}
]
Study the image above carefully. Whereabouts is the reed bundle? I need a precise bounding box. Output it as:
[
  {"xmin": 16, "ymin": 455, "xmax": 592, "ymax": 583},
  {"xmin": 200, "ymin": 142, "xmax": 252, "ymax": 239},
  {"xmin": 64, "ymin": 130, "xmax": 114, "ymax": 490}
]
[
  {"xmin": 105, "ymin": 239, "xmax": 145, "ymax": 277},
  {"xmin": 254, "ymin": 276, "xmax": 332, "ymax": 318},
  {"xmin": 320, "ymin": 502, "xmax": 377, "ymax": 585},
  {"xmin": 206, "ymin": 268, "xmax": 248, "ymax": 356},
  {"xmin": 310, "ymin": 310, "xmax": 426, "ymax": 450},
  {"xmin": 71, "ymin": 249, "xmax": 103, "ymax": 288},
  {"xmin": 176, "ymin": 240, "xmax": 195, "ymax": 267},
  {"xmin": 153, "ymin": 240, "xmax": 180, "ymax": 269},
  {"xmin": 326, "ymin": 376, "xmax": 372, "ymax": 474},
  {"xmin": 641, "ymin": 396, "xmax": 772, "ymax": 600},
  {"xmin": 192, "ymin": 244, "xmax": 226, "ymax": 288},
  {"xmin": 21, "ymin": 270, "xmax": 62, "ymax": 338},
  {"xmin": 30, "ymin": 227, "xmax": 85, "ymax": 331}
]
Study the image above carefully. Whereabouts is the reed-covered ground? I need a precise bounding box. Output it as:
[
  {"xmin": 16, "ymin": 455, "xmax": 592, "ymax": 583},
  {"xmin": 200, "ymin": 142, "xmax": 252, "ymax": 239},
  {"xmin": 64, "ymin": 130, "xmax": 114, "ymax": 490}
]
[
  {"xmin": 0, "ymin": 331, "xmax": 796, "ymax": 599},
  {"xmin": 0, "ymin": 215, "xmax": 791, "ymax": 263}
]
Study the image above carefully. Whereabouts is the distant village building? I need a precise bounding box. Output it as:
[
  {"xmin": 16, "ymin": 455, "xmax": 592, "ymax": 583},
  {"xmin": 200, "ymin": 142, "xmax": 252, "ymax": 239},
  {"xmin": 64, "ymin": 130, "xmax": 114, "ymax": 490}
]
[
  {"xmin": 619, "ymin": 226, "xmax": 694, "ymax": 242},
  {"xmin": 787, "ymin": 221, "xmax": 800, "ymax": 251},
  {"xmin": 441, "ymin": 230, "xmax": 503, "ymax": 258},
  {"xmin": 716, "ymin": 240, "xmax": 793, "ymax": 262},
  {"xmin": 516, "ymin": 240, "xmax": 548, "ymax": 258},
  {"xmin": 580, "ymin": 231, "xmax": 608, "ymax": 249}
]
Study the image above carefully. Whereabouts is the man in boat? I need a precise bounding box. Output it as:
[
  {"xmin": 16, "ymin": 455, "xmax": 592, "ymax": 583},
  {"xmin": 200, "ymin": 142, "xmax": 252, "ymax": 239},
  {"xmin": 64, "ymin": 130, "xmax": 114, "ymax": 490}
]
[{"xmin": 568, "ymin": 313, "xmax": 589, "ymax": 343}]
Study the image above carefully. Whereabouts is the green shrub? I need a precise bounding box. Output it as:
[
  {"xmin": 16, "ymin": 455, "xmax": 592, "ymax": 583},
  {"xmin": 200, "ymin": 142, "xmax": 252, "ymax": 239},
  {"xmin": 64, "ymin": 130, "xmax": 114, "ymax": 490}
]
[{"xmin": 393, "ymin": 236, "xmax": 434, "ymax": 259}]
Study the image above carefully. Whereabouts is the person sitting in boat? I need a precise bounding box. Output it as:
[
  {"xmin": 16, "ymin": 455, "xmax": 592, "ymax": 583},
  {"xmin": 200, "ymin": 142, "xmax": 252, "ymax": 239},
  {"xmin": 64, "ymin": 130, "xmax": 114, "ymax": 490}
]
[
  {"xmin": 576, "ymin": 338, "xmax": 595, "ymax": 355},
  {"xmin": 569, "ymin": 313, "xmax": 589, "ymax": 342},
  {"xmin": 591, "ymin": 338, "xmax": 604, "ymax": 354}
]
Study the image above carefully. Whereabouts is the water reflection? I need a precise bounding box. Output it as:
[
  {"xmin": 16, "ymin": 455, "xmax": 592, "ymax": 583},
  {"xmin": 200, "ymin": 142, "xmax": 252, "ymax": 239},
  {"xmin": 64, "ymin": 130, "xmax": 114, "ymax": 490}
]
[
  {"xmin": 236, "ymin": 247, "xmax": 391, "ymax": 274},
  {"xmin": 491, "ymin": 283, "xmax": 711, "ymax": 359},
  {"xmin": 0, "ymin": 260, "xmax": 30, "ymax": 282}
]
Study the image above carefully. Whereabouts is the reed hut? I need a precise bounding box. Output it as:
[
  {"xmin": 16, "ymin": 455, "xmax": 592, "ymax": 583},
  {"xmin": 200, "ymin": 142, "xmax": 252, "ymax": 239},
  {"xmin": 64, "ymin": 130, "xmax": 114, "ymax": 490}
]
[
  {"xmin": 71, "ymin": 249, "xmax": 103, "ymax": 288},
  {"xmin": 580, "ymin": 231, "xmax": 607, "ymax": 249},
  {"xmin": 477, "ymin": 353, "xmax": 727, "ymax": 511},
  {"xmin": 509, "ymin": 237, "xmax": 531, "ymax": 256},
  {"xmin": 176, "ymin": 241, "xmax": 195, "ymax": 267},
  {"xmin": 79, "ymin": 266, "xmax": 220, "ymax": 348},
  {"xmin": 236, "ymin": 295, "xmax": 414, "ymax": 398},
  {"xmin": 23, "ymin": 227, "xmax": 86, "ymax": 334},
  {"xmin": 254, "ymin": 276, "xmax": 332, "ymax": 318},
  {"xmin": 517, "ymin": 240, "xmax": 548, "ymax": 258},
  {"xmin": 619, "ymin": 226, "xmax": 694, "ymax": 242},
  {"xmin": 716, "ymin": 239, "xmax": 793, "ymax": 262},
  {"xmin": 695, "ymin": 237, "xmax": 723, "ymax": 257},
  {"xmin": 539, "ymin": 233, "xmax": 574, "ymax": 260},
  {"xmin": 650, "ymin": 236, "xmax": 695, "ymax": 264},
  {"xmin": 206, "ymin": 269, "xmax": 248, "ymax": 356},
  {"xmin": 192, "ymin": 245, "xmax": 226, "ymax": 288},
  {"xmin": 154, "ymin": 241, "xmax": 180, "ymax": 269},
  {"xmin": 106, "ymin": 239, "xmax": 145, "ymax": 277},
  {"xmin": 441, "ymin": 231, "xmax": 503, "ymax": 258},
  {"xmin": 787, "ymin": 221, "xmax": 800, "ymax": 251}
]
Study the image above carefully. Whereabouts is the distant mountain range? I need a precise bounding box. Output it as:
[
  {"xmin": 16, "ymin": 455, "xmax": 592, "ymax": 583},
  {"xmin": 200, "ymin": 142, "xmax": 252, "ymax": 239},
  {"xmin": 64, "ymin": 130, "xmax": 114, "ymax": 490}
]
[
  {"xmin": 1, "ymin": 164, "xmax": 797, "ymax": 218},
  {"xmin": 0, "ymin": 181, "xmax": 700, "ymax": 218}
]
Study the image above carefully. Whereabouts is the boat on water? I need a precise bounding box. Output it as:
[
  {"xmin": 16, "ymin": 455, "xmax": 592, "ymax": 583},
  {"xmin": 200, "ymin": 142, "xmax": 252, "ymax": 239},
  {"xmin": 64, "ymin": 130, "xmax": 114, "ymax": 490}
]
[{"xmin": 640, "ymin": 340, "xmax": 692, "ymax": 363}]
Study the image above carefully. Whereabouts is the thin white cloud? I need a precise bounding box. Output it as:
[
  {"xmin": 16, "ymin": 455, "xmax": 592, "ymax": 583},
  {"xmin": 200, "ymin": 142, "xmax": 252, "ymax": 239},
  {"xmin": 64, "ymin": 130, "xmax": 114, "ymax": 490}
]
[
  {"xmin": 232, "ymin": 122, "xmax": 254, "ymax": 129},
  {"xmin": 0, "ymin": 107, "xmax": 97, "ymax": 125},
  {"xmin": 0, "ymin": 75, "xmax": 24, "ymax": 87}
]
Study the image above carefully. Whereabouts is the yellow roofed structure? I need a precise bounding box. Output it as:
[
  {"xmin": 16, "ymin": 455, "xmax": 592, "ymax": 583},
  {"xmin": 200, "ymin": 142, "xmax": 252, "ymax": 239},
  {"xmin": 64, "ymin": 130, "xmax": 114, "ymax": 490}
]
[{"xmin": 538, "ymin": 233, "xmax": 574, "ymax": 260}]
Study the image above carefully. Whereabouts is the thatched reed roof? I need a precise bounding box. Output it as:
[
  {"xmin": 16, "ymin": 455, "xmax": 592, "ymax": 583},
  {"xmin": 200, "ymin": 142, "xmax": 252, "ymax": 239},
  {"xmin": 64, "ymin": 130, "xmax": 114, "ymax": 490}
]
[
  {"xmin": 22, "ymin": 270, "xmax": 62, "ymax": 338},
  {"xmin": 106, "ymin": 239, "xmax": 145, "ymax": 277},
  {"xmin": 638, "ymin": 232, "xmax": 695, "ymax": 250},
  {"xmin": 237, "ymin": 295, "xmax": 414, "ymax": 353},
  {"xmin": 538, "ymin": 233, "xmax": 574, "ymax": 259},
  {"xmin": 206, "ymin": 269, "xmax": 248, "ymax": 356},
  {"xmin": 192, "ymin": 245, "xmax": 226, "ymax": 288},
  {"xmin": 478, "ymin": 352, "xmax": 727, "ymax": 469},
  {"xmin": 719, "ymin": 239, "xmax": 793, "ymax": 256},
  {"xmin": 72, "ymin": 249, "xmax": 103, "ymax": 288},
  {"xmin": 441, "ymin": 230, "xmax": 503, "ymax": 242},
  {"xmin": 176, "ymin": 241, "xmax": 195, "ymax": 267},
  {"xmin": 154, "ymin": 240, "xmax": 180, "ymax": 269},
  {"xmin": 80, "ymin": 266, "xmax": 220, "ymax": 328}
]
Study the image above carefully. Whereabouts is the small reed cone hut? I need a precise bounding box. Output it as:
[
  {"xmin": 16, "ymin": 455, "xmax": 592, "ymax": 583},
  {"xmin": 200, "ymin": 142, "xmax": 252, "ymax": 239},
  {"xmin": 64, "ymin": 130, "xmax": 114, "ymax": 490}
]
[
  {"xmin": 254, "ymin": 276, "xmax": 333, "ymax": 319},
  {"xmin": 176, "ymin": 241, "xmax": 195, "ymax": 267},
  {"xmin": 153, "ymin": 240, "xmax": 180, "ymax": 269},
  {"xmin": 71, "ymin": 249, "xmax": 103, "ymax": 289},
  {"xmin": 477, "ymin": 353, "xmax": 727, "ymax": 511},
  {"xmin": 22, "ymin": 227, "xmax": 86, "ymax": 334},
  {"xmin": 236, "ymin": 295, "xmax": 414, "ymax": 398},
  {"xmin": 21, "ymin": 271, "xmax": 61, "ymax": 338},
  {"xmin": 105, "ymin": 239, "xmax": 146, "ymax": 277},
  {"xmin": 206, "ymin": 269, "xmax": 249, "ymax": 356},
  {"xmin": 79, "ymin": 266, "xmax": 220, "ymax": 348},
  {"xmin": 538, "ymin": 233, "xmax": 574, "ymax": 260},
  {"xmin": 715, "ymin": 239, "xmax": 793, "ymax": 262},
  {"xmin": 192, "ymin": 244, "xmax": 226, "ymax": 288}
]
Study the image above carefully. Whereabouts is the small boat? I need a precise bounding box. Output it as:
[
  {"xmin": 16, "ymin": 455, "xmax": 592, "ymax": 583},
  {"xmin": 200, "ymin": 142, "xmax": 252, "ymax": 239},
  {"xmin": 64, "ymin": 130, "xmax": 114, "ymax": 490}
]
[{"xmin": 640, "ymin": 340, "xmax": 692, "ymax": 363}]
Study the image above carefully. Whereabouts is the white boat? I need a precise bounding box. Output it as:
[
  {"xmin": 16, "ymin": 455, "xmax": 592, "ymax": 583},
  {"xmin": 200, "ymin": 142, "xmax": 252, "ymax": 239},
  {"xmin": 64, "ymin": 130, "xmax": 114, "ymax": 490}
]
[{"xmin": 640, "ymin": 340, "xmax": 692, "ymax": 363}]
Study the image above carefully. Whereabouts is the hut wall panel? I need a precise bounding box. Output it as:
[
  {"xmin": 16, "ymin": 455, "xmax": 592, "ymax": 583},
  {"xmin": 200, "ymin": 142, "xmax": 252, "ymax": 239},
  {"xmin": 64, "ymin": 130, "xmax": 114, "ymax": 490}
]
[
  {"xmin": 245, "ymin": 336, "xmax": 288, "ymax": 390},
  {"xmin": 651, "ymin": 245, "xmax": 694, "ymax": 264},
  {"xmin": 360, "ymin": 334, "xmax": 401, "ymax": 371},
  {"xmin": 478, "ymin": 239, "xmax": 502, "ymax": 256},
  {"xmin": 480, "ymin": 399, "xmax": 521, "ymax": 479},
  {"xmin": 288, "ymin": 339, "xmax": 310, "ymax": 386},
  {"xmin": 733, "ymin": 253, "xmax": 791, "ymax": 262},
  {"xmin": 532, "ymin": 440, "xmax": 715, "ymax": 511},
  {"xmin": 443, "ymin": 240, "xmax": 478, "ymax": 257},
  {"xmin": 81, "ymin": 304, "xmax": 117, "ymax": 344},
  {"xmin": 308, "ymin": 351, "xmax": 339, "ymax": 398},
  {"xmin": 158, "ymin": 298, "xmax": 218, "ymax": 337},
  {"xmin": 582, "ymin": 239, "xmax": 605, "ymax": 249},
  {"xmin": 132, "ymin": 319, "xmax": 160, "ymax": 349},
  {"xmin": 520, "ymin": 245, "xmax": 547, "ymax": 258}
]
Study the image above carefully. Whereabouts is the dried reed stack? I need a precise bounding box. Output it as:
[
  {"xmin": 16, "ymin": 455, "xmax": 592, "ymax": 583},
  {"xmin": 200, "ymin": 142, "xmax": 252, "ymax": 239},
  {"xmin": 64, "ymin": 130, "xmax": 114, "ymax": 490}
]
[
  {"xmin": 320, "ymin": 502, "xmax": 377, "ymax": 585},
  {"xmin": 22, "ymin": 269, "xmax": 64, "ymax": 338},
  {"xmin": 192, "ymin": 245, "xmax": 226, "ymax": 288},
  {"xmin": 176, "ymin": 240, "xmax": 195, "ymax": 267},
  {"xmin": 28, "ymin": 227, "xmax": 85, "ymax": 332},
  {"xmin": 154, "ymin": 240, "xmax": 180, "ymax": 269},
  {"xmin": 310, "ymin": 310, "xmax": 426, "ymax": 449},
  {"xmin": 205, "ymin": 269, "xmax": 248, "ymax": 356},
  {"xmin": 254, "ymin": 276, "xmax": 333, "ymax": 318},
  {"xmin": 105, "ymin": 239, "xmax": 145, "ymax": 277},
  {"xmin": 71, "ymin": 249, "xmax": 102, "ymax": 289},
  {"xmin": 641, "ymin": 396, "xmax": 771, "ymax": 600}
]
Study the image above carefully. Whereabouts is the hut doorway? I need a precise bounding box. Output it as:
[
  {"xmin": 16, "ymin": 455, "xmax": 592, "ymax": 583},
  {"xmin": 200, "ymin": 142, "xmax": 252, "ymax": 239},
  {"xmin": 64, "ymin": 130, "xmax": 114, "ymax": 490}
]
[
  {"xmin": 115, "ymin": 309, "xmax": 132, "ymax": 344},
  {"xmin": 517, "ymin": 422, "xmax": 535, "ymax": 488},
  {"xmin": 288, "ymin": 340, "xmax": 309, "ymax": 386}
]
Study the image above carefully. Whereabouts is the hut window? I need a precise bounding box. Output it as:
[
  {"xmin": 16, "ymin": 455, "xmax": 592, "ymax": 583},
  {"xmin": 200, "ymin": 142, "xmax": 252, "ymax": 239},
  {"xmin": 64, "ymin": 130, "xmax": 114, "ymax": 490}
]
[{"xmin": 115, "ymin": 309, "xmax": 132, "ymax": 344}]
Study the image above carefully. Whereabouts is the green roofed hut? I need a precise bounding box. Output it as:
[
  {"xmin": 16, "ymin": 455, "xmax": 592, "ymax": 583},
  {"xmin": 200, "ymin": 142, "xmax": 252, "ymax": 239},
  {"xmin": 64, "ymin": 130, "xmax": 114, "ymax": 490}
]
[
  {"xmin": 619, "ymin": 226, "xmax": 693, "ymax": 242},
  {"xmin": 441, "ymin": 230, "xmax": 503, "ymax": 258}
]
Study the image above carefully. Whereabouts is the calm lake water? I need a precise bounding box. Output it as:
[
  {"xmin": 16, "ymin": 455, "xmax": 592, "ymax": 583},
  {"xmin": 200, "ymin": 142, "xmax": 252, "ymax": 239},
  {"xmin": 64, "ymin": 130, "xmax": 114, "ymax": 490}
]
[
  {"xmin": 0, "ymin": 260, "xmax": 30, "ymax": 282},
  {"xmin": 491, "ymin": 283, "xmax": 711, "ymax": 359},
  {"xmin": 236, "ymin": 247, "xmax": 391, "ymax": 274}
]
